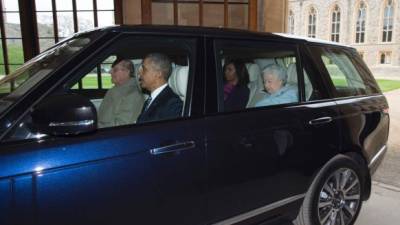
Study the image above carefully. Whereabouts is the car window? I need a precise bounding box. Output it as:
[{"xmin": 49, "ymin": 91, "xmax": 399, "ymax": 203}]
[
  {"xmin": 215, "ymin": 40, "xmax": 301, "ymax": 112},
  {"xmin": 4, "ymin": 36, "xmax": 196, "ymax": 142},
  {"xmin": 310, "ymin": 46, "xmax": 378, "ymax": 97},
  {"xmin": 71, "ymin": 55, "xmax": 115, "ymax": 90},
  {"xmin": 0, "ymin": 34, "xmax": 97, "ymax": 115}
]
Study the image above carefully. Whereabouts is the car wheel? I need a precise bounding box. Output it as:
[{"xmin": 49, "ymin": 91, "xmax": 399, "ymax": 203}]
[{"xmin": 295, "ymin": 155, "xmax": 365, "ymax": 225}]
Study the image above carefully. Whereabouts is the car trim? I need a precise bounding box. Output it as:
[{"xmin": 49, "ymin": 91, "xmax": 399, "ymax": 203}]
[
  {"xmin": 368, "ymin": 144, "xmax": 387, "ymax": 168},
  {"xmin": 212, "ymin": 193, "xmax": 306, "ymax": 225}
]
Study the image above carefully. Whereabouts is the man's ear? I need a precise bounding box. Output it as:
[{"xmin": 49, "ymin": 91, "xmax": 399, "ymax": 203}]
[{"xmin": 156, "ymin": 71, "xmax": 164, "ymax": 80}]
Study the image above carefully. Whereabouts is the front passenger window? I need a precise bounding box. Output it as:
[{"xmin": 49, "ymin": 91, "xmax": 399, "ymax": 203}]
[{"xmin": 4, "ymin": 37, "xmax": 195, "ymax": 142}]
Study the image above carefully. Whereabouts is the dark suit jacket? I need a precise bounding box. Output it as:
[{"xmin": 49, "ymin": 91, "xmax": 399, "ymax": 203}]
[
  {"xmin": 137, "ymin": 86, "xmax": 183, "ymax": 123},
  {"xmin": 224, "ymin": 85, "xmax": 250, "ymax": 112}
]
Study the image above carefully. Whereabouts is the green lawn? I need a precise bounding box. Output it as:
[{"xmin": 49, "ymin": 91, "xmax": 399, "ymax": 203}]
[
  {"xmin": 376, "ymin": 79, "xmax": 400, "ymax": 92},
  {"xmin": 0, "ymin": 43, "xmax": 24, "ymax": 74},
  {"xmin": 332, "ymin": 78, "xmax": 400, "ymax": 93},
  {"xmin": 71, "ymin": 74, "xmax": 113, "ymax": 89}
]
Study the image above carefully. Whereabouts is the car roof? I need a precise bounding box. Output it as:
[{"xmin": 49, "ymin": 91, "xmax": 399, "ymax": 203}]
[{"xmin": 92, "ymin": 25, "xmax": 353, "ymax": 49}]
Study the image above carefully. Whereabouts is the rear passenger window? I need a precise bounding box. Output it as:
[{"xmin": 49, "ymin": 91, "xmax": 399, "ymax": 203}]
[
  {"xmin": 311, "ymin": 47, "xmax": 379, "ymax": 97},
  {"xmin": 215, "ymin": 40, "xmax": 301, "ymax": 112}
]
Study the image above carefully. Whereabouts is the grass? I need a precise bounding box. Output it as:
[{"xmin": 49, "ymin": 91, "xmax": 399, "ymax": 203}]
[
  {"xmin": 0, "ymin": 44, "xmax": 24, "ymax": 74},
  {"xmin": 71, "ymin": 74, "xmax": 113, "ymax": 89},
  {"xmin": 376, "ymin": 79, "xmax": 400, "ymax": 92},
  {"xmin": 332, "ymin": 78, "xmax": 400, "ymax": 93}
]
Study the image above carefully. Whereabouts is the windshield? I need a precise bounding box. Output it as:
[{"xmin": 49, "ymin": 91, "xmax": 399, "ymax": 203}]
[{"xmin": 0, "ymin": 34, "xmax": 94, "ymax": 114}]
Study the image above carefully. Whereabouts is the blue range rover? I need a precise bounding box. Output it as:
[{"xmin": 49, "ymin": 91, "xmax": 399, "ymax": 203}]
[{"xmin": 0, "ymin": 26, "xmax": 389, "ymax": 225}]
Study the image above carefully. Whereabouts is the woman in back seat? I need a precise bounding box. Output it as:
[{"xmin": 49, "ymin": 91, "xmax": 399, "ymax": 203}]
[
  {"xmin": 255, "ymin": 64, "xmax": 298, "ymax": 107},
  {"xmin": 223, "ymin": 59, "xmax": 250, "ymax": 112}
]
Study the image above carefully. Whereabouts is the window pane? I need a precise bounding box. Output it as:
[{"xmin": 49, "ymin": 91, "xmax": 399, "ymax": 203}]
[
  {"xmin": 97, "ymin": 0, "xmax": 114, "ymax": 10},
  {"xmin": 152, "ymin": 3, "xmax": 174, "ymax": 25},
  {"xmin": 7, "ymin": 39, "xmax": 24, "ymax": 64},
  {"xmin": 101, "ymin": 72, "xmax": 112, "ymax": 89},
  {"xmin": 204, "ymin": 4, "xmax": 224, "ymax": 27},
  {"xmin": 56, "ymin": 0, "xmax": 73, "ymax": 10},
  {"xmin": 39, "ymin": 38, "xmax": 55, "ymax": 52},
  {"xmin": 3, "ymin": 0, "xmax": 19, "ymax": 11},
  {"xmin": 77, "ymin": 12, "xmax": 95, "ymax": 31},
  {"xmin": 178, "ymin": 3, "xmax": 199, "ymax": 26},
  {"xmin": 0, "ymin": 42, "xmax": 4, "ymax": 64},
  {"xmin": 76, "ymin": 0, "xmax": 93, "ymax": 10},
  {"xmin": 228, "ymin": 4, "xmax": 248, "ymax": 29},
  {"xmin": 57, "ymin": 12, "xmax": 74, "ymax": 37},
  {"xmin": 35, "ymin": 0, "xmax": 53, "ymax": 11},
  {"xmin": 217, "ymin": 42, "xmax": 300, "ymax": 110},
  {"xmin": 97, "ymin": 11, "xmax": 115, "ymax": 27},
  {"xmin": 37, "ymin": 12, "xmax": 55, "ymax": 37},
  {"xmin": 319, "ymin": 49, "xmax": 367, "ymax": 97},
  {"xmin": 82, "ymin": 68, "xmax": 99, "ymax": 89},
  {"xmin": 4, "ymin": 13, "xmax": 21, "ymax": 38},
  {"xmin": 9, "ymin": 64, "xmax": 22, "ymax": 73},
  {"xmin": 0, "ymin": 65, "xmax": 6, "ymax": 77}
]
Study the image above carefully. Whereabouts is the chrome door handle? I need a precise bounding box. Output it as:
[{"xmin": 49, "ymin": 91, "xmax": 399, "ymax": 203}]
[
  {"xmin": 309, "ymin": 117, "xmax": 333, "ymax": 125},
  {"xmin": 149, "ymin": 141, "xmax": 196, "ymax": 155}
]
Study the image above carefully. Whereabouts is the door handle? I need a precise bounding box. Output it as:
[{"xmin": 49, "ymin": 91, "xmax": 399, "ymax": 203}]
[
  {"xmin": 309, "ymin": 116, "xmax": 333, "ymax": 125},
  {"xmin": 149, "ymin": 141, "xmax": 196, "ymax": 155}
]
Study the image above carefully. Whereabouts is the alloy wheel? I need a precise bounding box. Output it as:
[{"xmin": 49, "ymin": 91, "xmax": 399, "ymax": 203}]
[{"xmin": 317, "ymin": 168, "xmax": 361, "ymax": 225}]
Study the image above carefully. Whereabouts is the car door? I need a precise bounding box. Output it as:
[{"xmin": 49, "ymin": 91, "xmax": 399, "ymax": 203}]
[
  {"xmin": 204, "ymin": 38, "xmax": 342, "ymax": 224},
  {"xmin": 307, "ymin": 45, "xmax": 390, "ymax": 173},
  {"xmin": 0, "ymin": 33, "xmax": 207, "ymax": 225}
]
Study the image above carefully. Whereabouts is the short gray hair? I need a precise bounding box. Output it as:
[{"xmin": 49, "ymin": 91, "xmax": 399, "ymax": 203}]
[
  {"xmin": 146, "ymin": 53, "xmax": 172, "ymax": 81},
  {"xmin": 262, "ymin": 64, "xmax": 287, "ymax": 84}
]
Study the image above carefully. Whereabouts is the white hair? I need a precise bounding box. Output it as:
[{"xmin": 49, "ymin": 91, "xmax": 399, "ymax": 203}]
[{"xmin": 262, "ymin": 64, "xmax": 287, "ymax": 84}]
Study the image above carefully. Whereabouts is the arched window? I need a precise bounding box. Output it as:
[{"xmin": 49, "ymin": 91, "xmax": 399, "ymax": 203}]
[
  {"xmin": 289, "ymin": 10, "xmax": 295, "ymax": 34},
  {"xmin": 382, "ymin": 0, "xmax": 394, "ymax": 42},
  {"xmin": 308, "ymin": 7, "xmax": 317, "ymax": 38},
  {"xmin": 331, "ymin": 5, "xmax": 340, "ymax": 42},
  {"xmin": 355, "ymin": 1, "xmax": 366, "ymax": 43}
]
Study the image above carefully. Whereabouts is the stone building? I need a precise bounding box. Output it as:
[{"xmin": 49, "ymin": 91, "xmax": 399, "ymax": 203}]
[
  {"xmin": 288, "ymin": 0, "xmax": 400, "ymax": 77},
  {"xmin": 0, "ymin": 0, "xmax": 290, "ymax": 76}
]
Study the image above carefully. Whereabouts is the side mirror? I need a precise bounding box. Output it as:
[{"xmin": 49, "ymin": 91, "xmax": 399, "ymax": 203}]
[{"xmin": 32, "ymin": 94, "xmax": 97, "ymax": 136}]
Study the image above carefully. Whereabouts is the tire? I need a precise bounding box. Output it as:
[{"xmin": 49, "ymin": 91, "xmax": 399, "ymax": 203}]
[{"xmin": 295, "ymin": 155, "xmax": 365, "ymax": 225}]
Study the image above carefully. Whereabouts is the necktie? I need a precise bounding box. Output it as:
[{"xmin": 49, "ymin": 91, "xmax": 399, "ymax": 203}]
[{"xmin": 143, "ymin": 96, "xmax": 152, "ymax": 111}]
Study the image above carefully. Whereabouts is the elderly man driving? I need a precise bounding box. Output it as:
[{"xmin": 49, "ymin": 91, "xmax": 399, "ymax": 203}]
[{"xmin": 255, "ymin": 64, "xmax": 298, "ymax": 107}]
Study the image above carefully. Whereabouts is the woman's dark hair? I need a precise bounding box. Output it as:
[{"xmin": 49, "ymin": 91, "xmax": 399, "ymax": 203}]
[{"xmin": 223, "ymin": 59, "xmax": 250, "ymax": 87}]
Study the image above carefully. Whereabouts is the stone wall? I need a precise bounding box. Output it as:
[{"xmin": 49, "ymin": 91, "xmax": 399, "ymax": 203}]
[{"xmin": 289, "ymin": 0, "xmax": 400, "ymax": 77}]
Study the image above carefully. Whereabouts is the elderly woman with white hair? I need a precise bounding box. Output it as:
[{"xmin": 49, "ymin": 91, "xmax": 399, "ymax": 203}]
[{"xmin": 255, "ymin": 64, "xmax": 298, "ymax": 107}]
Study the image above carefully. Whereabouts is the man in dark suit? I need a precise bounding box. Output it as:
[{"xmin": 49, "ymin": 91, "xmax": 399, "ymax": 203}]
[{"xmin": 136, "ymin": 53, "xmax": 183, "ymax": 123}]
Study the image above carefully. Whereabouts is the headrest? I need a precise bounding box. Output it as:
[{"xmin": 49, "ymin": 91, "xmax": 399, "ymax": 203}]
[
  {"xmin": 246, "ymin": 63, "xmax": 261, "ymax": 82},
  {"xmin": 254, "ymin": 58, "xmax": 275, "ymax": 71},
  {"xmin": 168, "ymin": 65, "xmax": 189, "ymax": 100}
]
